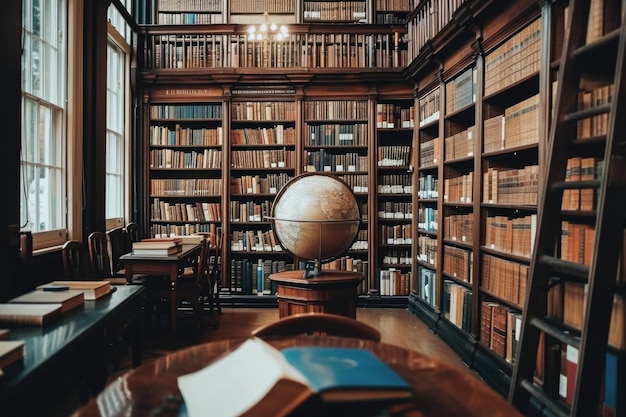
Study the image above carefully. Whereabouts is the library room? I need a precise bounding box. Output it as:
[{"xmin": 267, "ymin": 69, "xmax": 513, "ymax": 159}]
[{"xmin": 0, "ymin": 0, "xmax": 624, "ymax": 416}]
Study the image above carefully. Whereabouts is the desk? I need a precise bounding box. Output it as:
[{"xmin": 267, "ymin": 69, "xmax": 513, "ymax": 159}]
[
  {"xmin": 75, "ymin": 335, "xmax": 525, "ymax": 417},
  {"xmin": 121, "ymin": 244, "xmax": 202, "ymax": 333},
  {"xmin": 0, "ymin": 285, "xmax": 145, "ymax": 417},
  {"xmin": 269, "ymin": 270, "xmax": 363, "ymax": 318}
]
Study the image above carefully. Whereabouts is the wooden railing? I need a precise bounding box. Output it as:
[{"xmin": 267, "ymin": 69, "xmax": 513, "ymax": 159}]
[{"xmin": 139, "ymin": 24, "xmax": 409, "ymax": 70}]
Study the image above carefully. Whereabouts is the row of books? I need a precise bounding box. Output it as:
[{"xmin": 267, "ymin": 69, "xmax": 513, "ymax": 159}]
[
  {"xmin": 303, "ymin": 2, "xmax": 366, "ymax": 22},
  {"xmin": 231, "ymin": 126, "xmax": 296, "ymax": 145},
  {"xmin": 150, "ymin": 103, "xmax": 222, "ymax": 120},
  {"xmin": 562, "ymin": 157, "xmax": 603, "ymax": 211},
  {"xmin": 484, "ymin": 18, "xmax": 541, "ymax": 96},
  {"xmin": 231, "ymin": 101, "xmax": 296, "ymax": 122},
  {"xmin": 231, "ymin": 149, "xmax": 295, "ymax": 169},
  {"xmin": 230, "ymin": 173, "xmax": 292, "ymax": 195},
  {"xmin": 376, "ymin": 103, "xmax": 415, "ymax": 128},
  {"xmin": 416, "ymin": 235, "xmax": 437, "ymax": 266},
  {"xmin": 442, "ymin": 245, "xmax": 473, "ymax": 284},
  {"xmin": 443, "ymin": 213, "xmax": 474, "ymax": 243},
  {"xmin": 305, "ymin": 123, "xmax": 368, "ymax": 146},
  {"xmin": 481, "ymin": 253, "xmax": 529, "ymax": 307},
  {"xmin": 443, "ymin": 172, "xmax": 473, "ymax": 203},
  {"xmin": 444, "ymin": 126, "xmax": 474, "ymax": 160},
  {"xmin": 151, "ymin": 200, "xmax": 222, "ymax": 222},
  {"xmin": 378, "ymin": 174, "xmax": 412, "ymax": 194},
  {"xmin": 480, "ymin": 301, "xmax": 521, "ymax": 364},
  {"xmin": 379, "ymin": 224, "xmax": 412, "ymax": 245},
  {"xmin": 482, "ymin": 165, "xmax": 539, "ymax": 206},
  {"xmin": 378, "ymin": 268, "xmax": 411, "ymax": 296},
  {"xmin": 442, "ymin": 280, "xmax": 472, "ymax": 333},
  {"xmin": 151, "ymin": 178, "xmax": 223, "ymax": 196},
  {"xmin": 377, "ymin": 145, "xmax": 412, "ymax": 167},
  {"xmin": 150, "ymin": 148, "xmax": 222, "ymax": 169},
  {"xmin": 445, "ymin": 67, "xmax": 477, "ymax": 115},
  {"xmin": 150, "ymin": 125, "xmax": 223, "ymax": 146},
  {"xmin": 377, "ymin": 202, "xmax": 412, "ymax": 219},
  {"xmin": 304, "ymin": 150, "xmax": 368, "ymax": 172},
  {"xmin": 484, "ymin": 213, "xmax": 536, "ymax": 258}
]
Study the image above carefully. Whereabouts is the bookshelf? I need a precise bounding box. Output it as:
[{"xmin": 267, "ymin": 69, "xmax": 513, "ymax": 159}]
[
  {"xmin": 228, "ymin": 95, "xmax": 297, "ymax": 296},
  {"xmin": 374, "ymin": 0, "xmax": 412, "ymax": 24},
  {"xmin": 302, "ymin": 98, "xmax": 371, "ymax": 294},
  {"xmin": 375, "ymin": 99, "xmax": 415, "ymax": 297},
  {"xmin": 415, "ymin": 85, "xmax": 441, "ymax": 323},
  {"xmin": 156, "ymin": 0, "xmax": 223, "ymax": 24},
  {"xmin": 406, "ymin": 0, "xmax": 549, "ymax": 397},
  {"xmin": 302, "ymin": 1, "xmax": 367, "ymax": 23},
  {"xmin": 147, "ymin": 97, "xmax": 224, "ymax": 240}
]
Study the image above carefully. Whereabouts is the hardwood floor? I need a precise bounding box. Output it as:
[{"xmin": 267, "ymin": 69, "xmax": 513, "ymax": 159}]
[{"xmin": 140, "ymin": 307, "xmax": 476, "ymax": 375}]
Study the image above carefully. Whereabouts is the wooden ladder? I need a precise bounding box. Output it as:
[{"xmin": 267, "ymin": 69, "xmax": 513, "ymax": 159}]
[{"xmin": 508, "ymin": 1, "xmax": 626, "ymax": 416}]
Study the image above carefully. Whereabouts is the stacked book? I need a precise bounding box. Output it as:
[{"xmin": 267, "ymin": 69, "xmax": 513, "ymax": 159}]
[{"xmin": 132, "ymin": 237, "xmax": 184, "ymax": 256}]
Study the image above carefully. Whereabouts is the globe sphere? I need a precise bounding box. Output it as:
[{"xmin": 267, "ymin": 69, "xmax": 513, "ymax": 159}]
[{"xmin": 270, "ymin": 173, "xmax": 360, "ymax": 264}]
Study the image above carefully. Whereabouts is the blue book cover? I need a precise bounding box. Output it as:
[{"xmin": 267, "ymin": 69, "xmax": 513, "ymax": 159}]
[{"xmin": 281, "ymin": 346, "xmax": 413, "ymax": 403}]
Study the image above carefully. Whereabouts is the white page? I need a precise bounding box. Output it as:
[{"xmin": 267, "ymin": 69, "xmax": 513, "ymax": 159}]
[{"xmin": 178, "ymin": 338, "xmax": 306, "ymax": 417}]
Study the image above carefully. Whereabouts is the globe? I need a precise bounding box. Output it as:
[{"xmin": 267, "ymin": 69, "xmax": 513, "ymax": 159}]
[{"xmin": 269, "ymin": 173, "xmax": 361, "ymax": 277}]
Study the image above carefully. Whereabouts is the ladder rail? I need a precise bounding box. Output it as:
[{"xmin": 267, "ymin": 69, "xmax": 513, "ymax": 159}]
[
  {"xmin": 510, "ymin": 1, "xmax": 626, "ymax": 416},
  {"xmin": 509, "ymin": 0, "xmax": 593, "ymax": 409},
  {"xmin": 572, "ymin": 17, "xmax": 626, "ymax": 417}
]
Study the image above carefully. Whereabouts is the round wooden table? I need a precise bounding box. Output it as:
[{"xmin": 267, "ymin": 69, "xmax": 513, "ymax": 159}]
[{"xmin": 75, "ymin": 335, "xmax": 525, "ymax": 417}]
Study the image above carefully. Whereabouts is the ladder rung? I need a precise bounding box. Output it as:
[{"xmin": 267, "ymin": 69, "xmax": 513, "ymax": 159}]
[
  {"xmin": 552, "ymin": 179, "xmax": 601, "ymax": 190},
  {"xmin": 573, "ymin": 27, "xmax": 621, "ymax": 59},
  {"xmin": 530, "ymin": 317, "xmax": 581, "ymax": 348},
  {"xmin": 540, "ymin": 255, "xmax": 589, "ymax": 280},
  {"xmin": 564, "ymin": 103, "xmax": 611, "ymax": 123},
  {"xmin": 520, "ymin": 379, "xmax": 570, "ymax": 417}
]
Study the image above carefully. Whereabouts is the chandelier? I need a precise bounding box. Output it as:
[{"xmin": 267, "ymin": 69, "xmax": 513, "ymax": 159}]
[{"xmin": 247, "ymin": 12, "xmax": 289, "ymax": 41}]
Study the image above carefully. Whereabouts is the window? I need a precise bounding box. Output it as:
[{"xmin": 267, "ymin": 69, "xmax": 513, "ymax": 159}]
[
  {"xmin": 20, "ymin": 0, "xmax": 67, "ymax": 248},
  {"xmin": 106, "ymin": 1, "xmax": 132, "ymax": 230}
]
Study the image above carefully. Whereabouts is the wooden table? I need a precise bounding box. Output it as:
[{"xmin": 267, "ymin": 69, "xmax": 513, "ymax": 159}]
[
  {"xmin": 120, "ymin": 243, "xmax": 202, "ymax": 333},
  {"xmin": 269, "ymin": 270, "xmax": 363, "ymax": 318},
  {"xmin": 74, "ymin": 335, "xmax": 526, "ymax": 417},
  {"xmin": 0, "ymin": 285, "xmax": 145, "ymax": 417}
]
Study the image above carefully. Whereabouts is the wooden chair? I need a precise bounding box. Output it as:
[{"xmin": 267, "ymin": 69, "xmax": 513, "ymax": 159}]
[
  {"xmin": 87, "ymin": 231, "xmax": 127, "ymax": 285},
  {"xmin": 250, "ymin": 312, "xmax": 381, "ymax": 342},
  {"xmin": 61, "ymin": 240, "xmax": 91, "ymax": 280},
  {"xmin": 206, "ymin": 234, "xmax": 223, "ymax": 315},
  {"xmin": 124, "ymin": 222, "xmax": 141, "ymax": 254},
  {"xmin": 106, "ymin": 226, "xmax": 127, "ymax": 277},
  {"xmin": 148, "ymin": 237, "xmax": 213, "ymax": 332}
]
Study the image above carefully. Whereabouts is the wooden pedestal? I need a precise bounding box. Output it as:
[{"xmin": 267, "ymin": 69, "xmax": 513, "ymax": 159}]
[{"xmin": 269, "ymin": 270, "xmax": 363, "ymax": 318}]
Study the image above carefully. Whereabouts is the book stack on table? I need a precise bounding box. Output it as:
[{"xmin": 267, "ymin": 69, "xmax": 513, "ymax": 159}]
[{"xmin": 132, "ymin": 237, "xmax": 184, "ymax": 256}]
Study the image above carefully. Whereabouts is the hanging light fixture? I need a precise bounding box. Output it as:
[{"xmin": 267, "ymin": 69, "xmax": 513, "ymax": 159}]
[{"xmin": 247, "ymin": 12, "xmax": 289, "ymax": 41}]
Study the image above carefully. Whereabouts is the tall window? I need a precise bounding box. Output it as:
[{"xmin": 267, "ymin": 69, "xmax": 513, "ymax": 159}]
[
  {"xmin": 106, "ymin": 2, "xmax": 131, "ymax": 227},
  {"xmin": 20, "ymin": 0, "xmax": 67, "ymax": 243}
]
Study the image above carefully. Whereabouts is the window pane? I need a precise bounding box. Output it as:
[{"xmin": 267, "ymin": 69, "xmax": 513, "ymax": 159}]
[
  {"xmin": 21, "ymin": 0, "xmax": 66, "ymax": 238},
  {"xmin": 106, "ymin": 41, "xmax": 127, "ymax": 220}
]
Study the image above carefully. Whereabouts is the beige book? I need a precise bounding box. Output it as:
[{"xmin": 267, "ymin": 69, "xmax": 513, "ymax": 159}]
[
  {"xmin": 36, "ymin": 280, "xmax": 111, "ymax": 300},
  {"xmin": 9, "ymin": 289, "xmax": 85, "ymax": 314}
]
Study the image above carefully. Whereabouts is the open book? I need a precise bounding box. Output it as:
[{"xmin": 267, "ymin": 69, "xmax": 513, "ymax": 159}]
[{"xmin": 177, "ymin": 338, "xmax": 413, "ymax": 417}]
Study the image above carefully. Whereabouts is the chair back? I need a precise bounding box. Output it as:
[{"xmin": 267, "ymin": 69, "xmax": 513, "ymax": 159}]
[
  {"xmin": 88, "ymin": 231, "xmax": 113, "ymax": 279},
  {"xmin": 62, "ymin": 240, "xmax": 90, "ymax": 280},
  {"xmin": 106, "ymin": 227, "xmax": 126, "ymax": 276},
  {"xmin": 207, "ymin": 235, "xmax": 223, "ymax": 309},
  {"xmin": 124, "ymin": 222, "xmax": 141, "ymax": 254},
  {"xmin": 251, "ymin": 312, "xmax": 381, "ymax": 341}
]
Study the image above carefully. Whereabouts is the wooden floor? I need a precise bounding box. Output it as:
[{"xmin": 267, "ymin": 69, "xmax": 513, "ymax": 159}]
[
  {"xmin": 64, "ymin": 307, "xmax": 481, "ymax": 416},
  {"xmin": 138, "ymin": 306, "xmax": 478, "ymax": 377}
]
